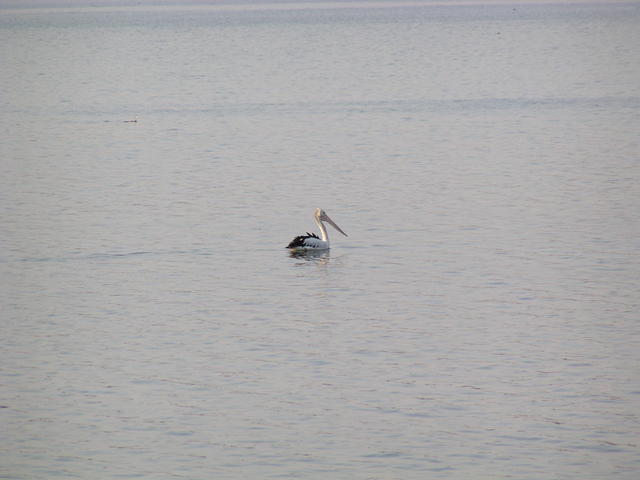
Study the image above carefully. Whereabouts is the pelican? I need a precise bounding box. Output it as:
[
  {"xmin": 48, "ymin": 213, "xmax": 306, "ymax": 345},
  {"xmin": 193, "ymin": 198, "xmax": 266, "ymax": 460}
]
[{"xmin": 287, "ymin": 208, "xmax": 348, "ymax": 250}]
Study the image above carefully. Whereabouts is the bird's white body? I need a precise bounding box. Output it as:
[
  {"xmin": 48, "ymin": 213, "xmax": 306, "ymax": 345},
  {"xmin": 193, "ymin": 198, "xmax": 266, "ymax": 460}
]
[{"xmin": 287, "ymin": 208, "xmax": 347, "ymax": 250}]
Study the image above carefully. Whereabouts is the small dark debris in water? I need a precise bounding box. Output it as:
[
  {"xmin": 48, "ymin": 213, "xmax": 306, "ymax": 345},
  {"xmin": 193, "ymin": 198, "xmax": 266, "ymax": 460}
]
[{"xmin": 124, "ymin": 119, "xmax": 137, "ymax": 123}]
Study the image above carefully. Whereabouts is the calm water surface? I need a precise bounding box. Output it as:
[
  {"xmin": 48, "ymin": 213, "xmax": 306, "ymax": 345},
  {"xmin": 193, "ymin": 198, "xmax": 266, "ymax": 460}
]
[{"xmin": 1, "ymin": 1, "xmax": 640, "ymax": 478}]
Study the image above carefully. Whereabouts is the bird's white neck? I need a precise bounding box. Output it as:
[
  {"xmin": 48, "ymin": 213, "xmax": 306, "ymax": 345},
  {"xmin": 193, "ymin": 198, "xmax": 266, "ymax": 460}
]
[{"xmin": 315, "ymin": 216, "xmax": 329, "ymax": 242}]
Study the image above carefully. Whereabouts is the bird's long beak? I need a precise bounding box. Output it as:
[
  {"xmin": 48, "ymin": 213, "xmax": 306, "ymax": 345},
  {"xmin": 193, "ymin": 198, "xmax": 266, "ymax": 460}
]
[{"xmin": 322, "ymin": 213, "xmax": 348, "ymax": 237}]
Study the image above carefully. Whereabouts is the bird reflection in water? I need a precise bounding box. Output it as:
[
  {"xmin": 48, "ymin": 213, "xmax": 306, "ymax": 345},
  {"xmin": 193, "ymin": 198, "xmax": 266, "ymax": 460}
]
[{"xmin": 289, "ymin": 248, "xmax": 331, "ymax": 265}]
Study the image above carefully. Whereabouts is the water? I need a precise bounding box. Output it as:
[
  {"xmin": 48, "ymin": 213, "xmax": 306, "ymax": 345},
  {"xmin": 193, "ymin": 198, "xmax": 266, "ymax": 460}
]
[{"xmin": 1, "ymin": 1, "xmax": 640, "ymax": 478}]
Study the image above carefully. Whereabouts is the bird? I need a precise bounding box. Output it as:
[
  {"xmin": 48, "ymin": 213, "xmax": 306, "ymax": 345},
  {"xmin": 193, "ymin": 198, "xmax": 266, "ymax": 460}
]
[{"xmin": 287, "ymin": 208, "xmax": 348, "ymax": 250}]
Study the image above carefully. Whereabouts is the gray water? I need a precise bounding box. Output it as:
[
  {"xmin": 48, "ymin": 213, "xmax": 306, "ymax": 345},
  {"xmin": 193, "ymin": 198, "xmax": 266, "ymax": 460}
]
[{"xmin": 2, "ymin": 1, "xmax": 640, "ymax": 478}]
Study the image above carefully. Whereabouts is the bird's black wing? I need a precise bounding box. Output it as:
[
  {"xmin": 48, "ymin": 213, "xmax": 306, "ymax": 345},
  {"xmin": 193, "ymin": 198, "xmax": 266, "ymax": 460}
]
[{"xmin": 286, "ymin": 233, "xmax": 319, "ymax": 249}]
